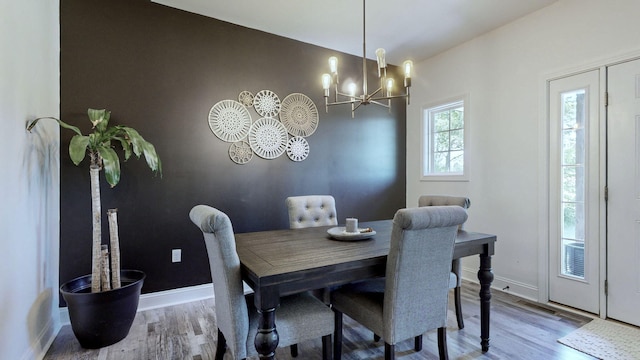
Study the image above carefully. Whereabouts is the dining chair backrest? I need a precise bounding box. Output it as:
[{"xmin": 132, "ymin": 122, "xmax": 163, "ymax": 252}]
[
  {"xmin": 384, "ymin": 206, "xmax": 468, "ymax": 343},
  {"xmin": 286, "ymin": 195, "xmax": 338, "ymax": 229},
  {"xmin": 189, "ymin": 205, "xmax": 249, "ymax": 359},
  {"xmin": 418, "ymin": 194, "xmax": 471, "ymax": 330},
  {"xmin": 418, "ymin": 195, "xmax": 470, "ymax": 230}
]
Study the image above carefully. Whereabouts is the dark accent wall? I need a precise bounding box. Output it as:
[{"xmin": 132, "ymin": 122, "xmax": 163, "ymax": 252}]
[{"xmin": 60, "ymin": 0, "xmax": 406, "ymax": 294}]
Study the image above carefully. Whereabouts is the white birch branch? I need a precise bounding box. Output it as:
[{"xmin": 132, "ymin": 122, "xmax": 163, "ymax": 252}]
[
  {"xmin": 108, "ymin": 208, "xmax": 121, "ymax": 289},
  {"xmin": 101, "ymin": 244, "xmax": 111, "ymax": 291}
]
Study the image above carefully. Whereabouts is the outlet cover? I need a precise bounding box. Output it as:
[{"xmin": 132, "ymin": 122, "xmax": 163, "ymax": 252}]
[{"xmin": 172, "ymin": 249, "xmax": 181, "ymax": 263}]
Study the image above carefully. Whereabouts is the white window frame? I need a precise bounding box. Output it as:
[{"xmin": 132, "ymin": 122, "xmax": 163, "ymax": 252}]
[{"xmin": 420, "ymin": 94, "xmax": 469, "ymax": 181}]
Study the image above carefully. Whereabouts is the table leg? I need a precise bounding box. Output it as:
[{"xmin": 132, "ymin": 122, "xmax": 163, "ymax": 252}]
[
  {"xmin": 477, "ymin": 253, "xmax": 493, "ymax": 352},
  {"xmin": 255, "ymin": 307, "xmax": 278, "ymax": 359}
]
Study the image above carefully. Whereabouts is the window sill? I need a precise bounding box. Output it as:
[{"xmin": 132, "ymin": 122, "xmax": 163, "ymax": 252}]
[{"xmin": 420, "ymin": 174, "xmax": 469, "ymax": 182}]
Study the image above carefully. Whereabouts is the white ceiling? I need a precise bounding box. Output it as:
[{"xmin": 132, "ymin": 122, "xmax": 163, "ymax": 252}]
[{"xmin": 152, "ymin": 0, "xmax": 558, "ymax": 65}]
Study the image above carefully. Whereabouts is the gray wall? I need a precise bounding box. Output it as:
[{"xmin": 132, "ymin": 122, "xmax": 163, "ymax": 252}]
[{"xmin": 60, "ymin": 0, "xmax": 406, "ymax": 293}]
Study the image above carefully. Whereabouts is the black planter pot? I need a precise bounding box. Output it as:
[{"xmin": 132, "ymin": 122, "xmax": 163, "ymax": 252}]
[{"xmin": 60, "ymin": 270, "xmax": 145, "ymax": 349}]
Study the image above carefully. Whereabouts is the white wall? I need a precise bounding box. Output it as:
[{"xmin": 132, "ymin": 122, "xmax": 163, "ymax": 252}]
[
  {"xmin": 0, "ymin": 1, "xmax": 61, "ymax": 359},
  {"xmin": 407, "ymin": 0, "xmax": 640, "ymax": 300}
]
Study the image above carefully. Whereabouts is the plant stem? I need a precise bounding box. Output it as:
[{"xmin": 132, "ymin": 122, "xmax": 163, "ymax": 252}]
[{"xmin": 90, "ymin": 165, "xmax": 102, "ymax": 293}]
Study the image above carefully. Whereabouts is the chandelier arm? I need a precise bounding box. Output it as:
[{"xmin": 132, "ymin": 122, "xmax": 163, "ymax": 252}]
[
  {"xmin": 335, "ymin": 90, "xmax": 356, "ymax": 98},
  {"xmin": 369, "ymin": 93, "xmax": 412, "ymax": 102},
  {"xmin": 326, "ymin": 99, "xmax": 360, "ymax": 107},
  {"xmin": 364, "ymin": 87, "xmax": 384, "ymax": 101},
  {"xmin": 369, "ymin": 100, "xmax": 391, "ymax": 108}
]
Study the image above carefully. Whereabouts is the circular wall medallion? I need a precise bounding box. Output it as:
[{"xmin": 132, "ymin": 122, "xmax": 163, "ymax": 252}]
[
  {"xmin": 280, "ymin": 93, "xmax": 319, "ymax": 137},
  {"xmin": 253, "ymin": 90, "xmax": 281, "ymax": 118},
  {"xmin": 286, "ymin": 136, "xmax": 310, "ymax": 162},
  {"xmin": 238, "ymin": 91, "xmax": 254, "ymax": 107},
  {"xmin": 228, "ymin": 141, "xmax": 253, "ymax": 164},
  {"xmin": 248, "ymin": 117, "xmax": 289, "ymax": 159},
  {"xmin": 208, "ymin": 100, "xmax": 252, "ymax": 142}
]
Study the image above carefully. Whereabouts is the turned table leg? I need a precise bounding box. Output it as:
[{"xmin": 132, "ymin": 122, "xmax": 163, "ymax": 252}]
[
  {"xmin": 478, "ymin": 253, "xmax": 493, "ymax": 352},
  {"xmin": 255, "ymin": 307, "xmax": 278, "ymax": 360}
]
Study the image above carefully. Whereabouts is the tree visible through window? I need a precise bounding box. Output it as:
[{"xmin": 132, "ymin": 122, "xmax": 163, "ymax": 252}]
[{"xmin": 422, "ymin": 98, "xmax": 466, "ymax": 178}]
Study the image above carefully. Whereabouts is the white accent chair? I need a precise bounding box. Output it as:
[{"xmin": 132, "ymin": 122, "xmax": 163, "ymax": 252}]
[
  {"xmin": 331, "ymin": 206, "xmax": 468, "ymax": 360},
  {"xmin": 418, "ymin": 195, "xmax": 471, "ymax": 329},
  {"xmin": 286, "ymin": 195, "xmax": 338, "ymax": 229},
  {"xmin": 189, "ymin": 205, "xmax": 334, "ymax": 360}
]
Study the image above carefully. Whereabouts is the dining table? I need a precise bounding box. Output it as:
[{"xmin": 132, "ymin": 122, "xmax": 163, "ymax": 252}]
[{"xmin": 235, "ymin": 219, "xmax": 497, "ymax": 360}]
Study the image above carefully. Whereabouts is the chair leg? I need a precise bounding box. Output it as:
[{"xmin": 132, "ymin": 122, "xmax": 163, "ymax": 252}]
[
  {"xmin": 334, "ymin": 311, "xmax": 343, "ymax": 360},
  {"xmin": 451, "ymin": 258, "xmax": 464, "ymax": 330},
  {"xmin": 454, "ymin": 286, "xmax": 465, "ymax": 329},
  {"xmin": 437, "ymin": 327, "xmax": 449, "ymax": 360},
  {"xmin": 290, "ymin": 344, "xmax": 299, "ymax": 357},
  {"xmin": 215, "ymin": 329, "xmax": 226, "ymax": 360},
  {"xmin": 414, "ymin": 335, "xmax": 422, "ymax": 351},
  {"xmin": 322, "ymin": 334, "xmax": 333, "ymax": 360},
  {"xmin": 384, "ymin": 343, "xmax": 395, "ymax": 360}
]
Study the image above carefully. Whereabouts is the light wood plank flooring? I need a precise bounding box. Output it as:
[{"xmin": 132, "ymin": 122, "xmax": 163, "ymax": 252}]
[{"xmin": 44, "ymin": 281, "xmax": 596, "ymax": 359}]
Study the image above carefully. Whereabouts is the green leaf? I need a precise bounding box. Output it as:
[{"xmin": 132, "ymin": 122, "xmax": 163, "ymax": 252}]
[
  {"xmin": 26, "ymin": 116, "xmax": 83, "ymax": 136},
  {"xmin": 88, "ymin": 108, "xmax": 110, "ymax": 133},
  {"xmin": 120, "ymin": 127, "xmax": 162, "ymax": 175},
  {"xmin": 98, "ymin": 146, "xmax": 121, "ymax": 187},
  {"xmin": 69, "ymin": 135, "xmax": 90, "ymax": 165},
  {"xmin": 121, "ymin": 127, "xmax": 144, "ymax": 157},
  {"xmin": 141, "ymin": 141, "xmax": 162, "ymax": 175},
  {"xmin": 113, "ymin": 135, "xmax": 133, "ymax": 161}
]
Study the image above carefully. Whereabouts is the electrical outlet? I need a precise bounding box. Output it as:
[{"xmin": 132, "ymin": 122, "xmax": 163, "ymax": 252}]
[{"xmin": 172, "ymin": 249, "xmax": 181, "ymax": 263}]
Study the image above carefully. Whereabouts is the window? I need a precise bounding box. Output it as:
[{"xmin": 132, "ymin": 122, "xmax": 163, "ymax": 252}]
[
  {"xmin": 559, "ymin": 89, "xmax": 586, "ymax": 278},
  {"xmin": 421, "ymin": 96, "xmax": 468, "ymax": 180}
]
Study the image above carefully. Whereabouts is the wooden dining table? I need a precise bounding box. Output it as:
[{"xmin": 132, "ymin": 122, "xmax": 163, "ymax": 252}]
[{"xmin": 235, "ymin": 219, "xmax": 497, "ymax": 360}]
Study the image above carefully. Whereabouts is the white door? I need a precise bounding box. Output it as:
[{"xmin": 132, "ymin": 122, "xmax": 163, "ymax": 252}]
[
  {"xmin": 549, "ymin": 70, "xmax": 601, "ymax": 313},
  {"xmin": 607, "ymin": 58, "xmax": 640, "ymax": 327}
]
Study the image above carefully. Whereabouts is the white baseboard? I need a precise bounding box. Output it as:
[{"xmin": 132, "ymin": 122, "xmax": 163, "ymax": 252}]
[
  {"xmin": 461, "ymin": 267, "xmax": 539, "ymax": 302},
  {"xmin": 59, "ymin": 283, "xmax": 215, "ymax": 326},
  {"xmin": 58, "ymin": 273, "xmax": 539, "ymax": 325},
  {"xmin": 23, "ymin": 317, "xmax": 59, "ymax": 360}
]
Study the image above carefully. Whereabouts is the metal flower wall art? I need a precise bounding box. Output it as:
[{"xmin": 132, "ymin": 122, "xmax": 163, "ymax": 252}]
[{"xmin": 208, "ymin": 90, "xmax": 319, "ymax": 164}]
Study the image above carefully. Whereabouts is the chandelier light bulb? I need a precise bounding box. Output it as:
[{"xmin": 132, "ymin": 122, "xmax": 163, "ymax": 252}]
[
  {"xmin": 375, "ymin": 48, "xmax": 386, "ymax": 69},
  {"xmin": 348, "ymin": 83, "xmax": 357, "ymax": 97},
  {"xmin": 328, "ymin": 56, "xmax": 339, "ymax": 74},
  {"xmin": 403, "ymin": 60, "xmax": 414, "ymax": 79},
  {"xmin": 322, "ymin": 74, "xmax": 332, "ymax": 90},
  {"xmin": 386, "ymin": 78, "xmax": 394, "ymax": 91}
]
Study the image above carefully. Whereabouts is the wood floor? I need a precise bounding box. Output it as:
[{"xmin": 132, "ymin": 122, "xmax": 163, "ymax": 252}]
[{"xmin": 44, "ymin": 281, "xmax": 597, "ymax": 360}]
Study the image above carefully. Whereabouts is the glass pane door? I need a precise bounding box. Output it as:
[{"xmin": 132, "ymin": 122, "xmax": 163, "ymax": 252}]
[
  {"xmin": 561, "ymin": 90, "xmax": 586, "ymax": 278},
  {"xmin": 548, "ymin": 69, "xmax": 600, "ymax": 314}
]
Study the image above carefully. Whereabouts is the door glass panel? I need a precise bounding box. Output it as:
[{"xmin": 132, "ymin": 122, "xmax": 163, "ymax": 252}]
[{"xmin": 560, "ymin": 89, "xmax": 586, "ymax": 278}]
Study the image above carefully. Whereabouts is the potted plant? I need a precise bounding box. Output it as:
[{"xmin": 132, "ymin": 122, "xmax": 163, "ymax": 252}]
[{"xmin": 27, "ymin": 108, "xmax": 161, "ymax": 348}]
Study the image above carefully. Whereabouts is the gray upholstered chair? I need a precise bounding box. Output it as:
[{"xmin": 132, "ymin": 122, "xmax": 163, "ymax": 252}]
[
  {"xmin": 286, "ymin": 195, "xmax": 338, "ymax": 229},
  {"xmin": 286, "ymin": 195, "xmax": 338, "ymax": 304},
  {"xmin": 418, "ymin": 194, "xmax": 470, "ymax": 329},
  {"xmin": 285, "ymin": 195, "xmax": 338, "ymax": 357},
  {"xmin": 332, "ymin": 206, "xmax": 468, "ymax": 360},
  {"xmin": 189, "ymin": 205, "xmax": 334, "ymax": 360}
]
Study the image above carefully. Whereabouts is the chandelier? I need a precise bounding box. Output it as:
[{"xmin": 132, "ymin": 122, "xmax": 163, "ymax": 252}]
[{"xmin": 322, "ymin": 0, "xmax": 413, "ymax": 118}]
